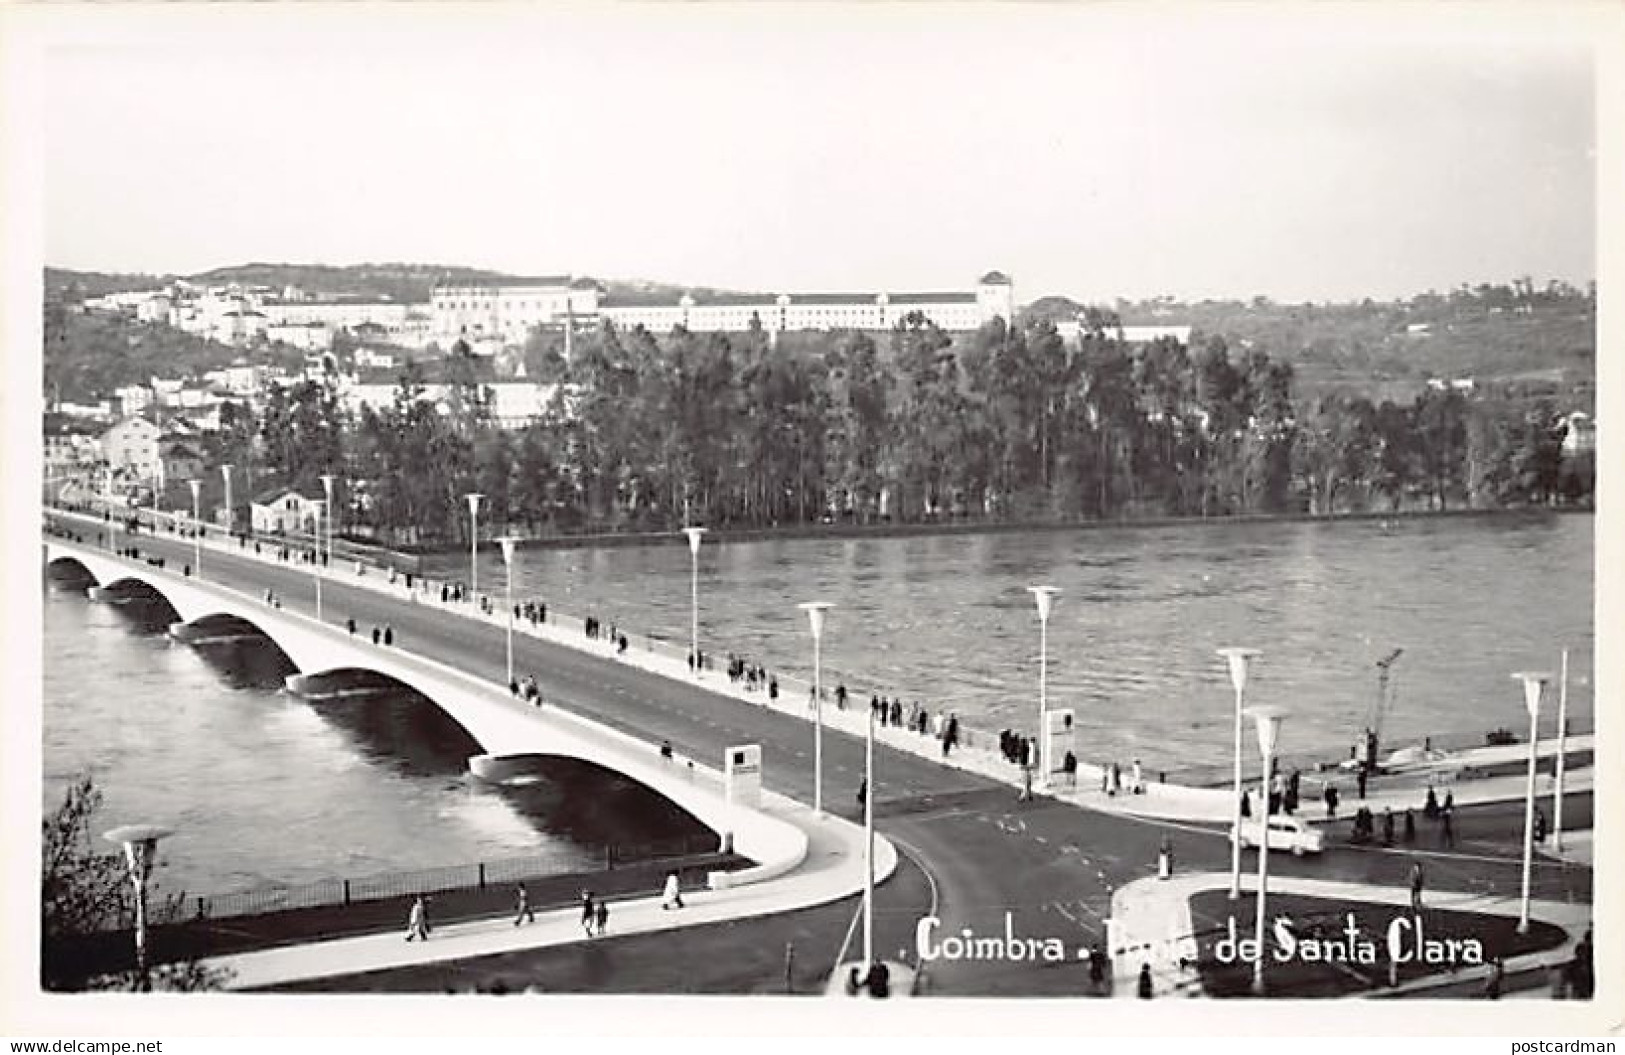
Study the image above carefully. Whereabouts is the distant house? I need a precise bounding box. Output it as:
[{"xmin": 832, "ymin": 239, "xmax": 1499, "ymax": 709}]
[
  {"xmin": 44, "ymin": 415, "xmax": 101, "ymax": 476},
  {"xmin": 99, "ymin": 416, "xmax": 161, "ymax": 480},
  {"xmin": 250, "ymin": 488, "xmax": 324, "ymax": 536},
  {"xmin": 159, "ymin": 436, "xmax": 206, "ymax": 485}
]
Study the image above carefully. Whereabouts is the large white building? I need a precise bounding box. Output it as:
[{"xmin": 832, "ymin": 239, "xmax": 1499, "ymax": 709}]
[{"xmin": 430, "ymin": 271, "xmax": 1017, "ymax": 345}]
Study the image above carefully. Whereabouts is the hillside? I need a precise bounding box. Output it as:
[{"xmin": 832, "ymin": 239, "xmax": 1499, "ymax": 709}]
[{"xmin": 43, "ymin": 307, "xmax": 303, "ymax": 401}]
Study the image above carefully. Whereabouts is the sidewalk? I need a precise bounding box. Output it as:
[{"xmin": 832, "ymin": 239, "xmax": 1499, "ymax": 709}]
[
  {"xmin": 213, "ymin": 790, "xmax": 898, "ymax": 990},
  {"xmin": 1107, "ymin": 870, "xmax": 1591, "ymax": 999}
]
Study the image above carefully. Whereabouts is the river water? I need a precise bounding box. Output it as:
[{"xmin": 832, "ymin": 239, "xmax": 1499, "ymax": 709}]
[
  {"xmin": 44, "ymin": 512, "xmax": 1593, "ymax": 897},
  {"xmin": 428, "ymin": 511, "xmax": 1596, "ymax": 781}
]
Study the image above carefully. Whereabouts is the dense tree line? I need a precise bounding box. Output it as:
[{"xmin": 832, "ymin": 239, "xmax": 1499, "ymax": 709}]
[{"xmin": 248, "ymin": 316, "xmax": 1590, "ymax": 546}]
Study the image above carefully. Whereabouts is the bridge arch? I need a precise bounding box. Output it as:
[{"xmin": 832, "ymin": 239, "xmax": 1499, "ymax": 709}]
[{"xmin": 43, "ymin": 537, "xmax": 813, "ymax": 885}]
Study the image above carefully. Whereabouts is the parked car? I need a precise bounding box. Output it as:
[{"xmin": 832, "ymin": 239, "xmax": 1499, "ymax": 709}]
[{"xmin": 1231, "ymin": 814, "xmax": 1325, "ymax": 856}]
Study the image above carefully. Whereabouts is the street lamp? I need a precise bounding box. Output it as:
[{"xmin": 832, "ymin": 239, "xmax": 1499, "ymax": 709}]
[
  {"xmin": 1217, "ymin": 647, "xmax": 1261, "ymax": 899},
  {"xmin": 319, "ymin": 473, "xmax": 336, "ymax": 565},
  {"xmin": 683, "ymin": 527, "xmax": 707, "ymax": 676},
  {"xmin": 312, "ymin": 500, "xmax": 326, "ymax": 621},
  {"xmin": 1027, "ymin": 586, "xmax": 1059, "ymax": 784},
  {"xmin": 104, "ymin": 465, "xmax": 117, "ymax": 553},
  {"xmin": 1553, "ymin": 650, "xmax": 1569, "ymax": 853},
  {"xmin": 221, "ymin": 464, "xmax": 234, "ymax": 538},
  {"xmin": 103, "ymin": 823, "xmax": 172, "ymax": 991},
  {"xmin": 1245, "ymin": 705, "xmax": 1287, "ymax": 996},
  {"xmin": 465, "ymin": 493, "xmax": 484, "ymax": 601},
  {"xmin": 498, "ymin": 535, "xmax": 519, "ymax": 686},
  {"xmin": 1512, "ymin": 671, "xmax": 1547, "ymax": 934},
  {"xmin": 799, "ymin": 601, "xmax": 833, "ymax": 816},
  {"xmin": 863, "ymin": 640, "xmax": 876, "ymax": 976},
  {"xmin": 187, "ymin": 479, "xmax": 201, "ymax": 577}
]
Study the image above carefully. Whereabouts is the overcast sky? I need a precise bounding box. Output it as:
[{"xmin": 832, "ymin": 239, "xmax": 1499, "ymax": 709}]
[{"xmin": 29, "ymin": 4, "xmax": 1600, "ymax": 304}]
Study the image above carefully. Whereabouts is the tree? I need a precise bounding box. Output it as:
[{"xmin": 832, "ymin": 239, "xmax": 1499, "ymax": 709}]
[{"xmin": 42, "ymin": 774, "xmax": 231, "ymax": 992}]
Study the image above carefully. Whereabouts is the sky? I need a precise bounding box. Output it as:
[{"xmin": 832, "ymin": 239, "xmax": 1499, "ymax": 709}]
[{"xmin": 22, "ymin": 3, "xmax": 1604, "ymax": 304}]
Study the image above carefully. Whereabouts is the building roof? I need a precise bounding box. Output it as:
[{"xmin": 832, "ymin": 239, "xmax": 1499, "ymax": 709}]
[
  {"xmin": 888, "ymin": 292, "xmax": 978, "ymax": 306},
  {"xmin": 979, "ymin": 270, "xmax": 1012, "ymax": 285},
  {"xmin": 569, "ymin": 277, "xmax": 604, "ymax": 291},
  {"xmin": 251, "ymin": 486, "xmax": 321, "ymax": 507},
  {"xmin": 433, "ymin": 276, "xmax": 574, "ymax": 293}
]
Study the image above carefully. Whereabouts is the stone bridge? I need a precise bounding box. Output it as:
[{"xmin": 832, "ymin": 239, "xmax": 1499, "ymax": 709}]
[{"xmin": 43, "ymin": 536, "xmax": 809, "ymax": 889}]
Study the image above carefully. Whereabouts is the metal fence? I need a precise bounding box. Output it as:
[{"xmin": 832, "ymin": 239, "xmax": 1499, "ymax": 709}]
[{"xmin": 157, "ymin": 834, "xmax": 719, "ymax": 926}]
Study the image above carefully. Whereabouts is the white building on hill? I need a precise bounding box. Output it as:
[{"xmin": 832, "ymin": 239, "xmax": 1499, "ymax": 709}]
[{"xmin": 430, "ymin": 271, "xmax": 1017, "ymax": 345}]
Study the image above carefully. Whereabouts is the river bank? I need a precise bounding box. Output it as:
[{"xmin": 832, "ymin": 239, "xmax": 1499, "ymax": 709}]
[{"xmin": 400, "ymin": 503, "xmax": 1588, "ymax": 556}]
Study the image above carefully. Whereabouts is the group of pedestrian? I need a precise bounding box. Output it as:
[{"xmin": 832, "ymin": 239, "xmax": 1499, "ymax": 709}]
[
  {"xmin": 1102, "ymin": 760, "xmax": 1144, "ymax": 797},
  {"xmin": 368, "ymin": 624, "xmax": 394, "ymax": 646},
  {"xmin": 868, "ymin": 694, "xmax": 908, "ymax": 729},
  {"xmin": 999, "ymin": 729, "xmax": 1035, "ymax": 768},
  {"xmin": 578, "ymin": 889, "xmax": 610, "ymax": 936},
  {"xmin": 510, "ymin": 674, "xmax": 543, "ymax": 705},
  {"xmin": 723, "ymin": 654, "xmax": 778, "ymax": 698},
  {"xmin": 1421, "ymin": 786, "xmax": 1458, "ymax": 848},
  {"xmin": 687, "ymin": 649, "xmax": 710, "ymax": 674},
  {"xmin": 514, "ymin": 599, "xmax": 548, "ymax": 626}
]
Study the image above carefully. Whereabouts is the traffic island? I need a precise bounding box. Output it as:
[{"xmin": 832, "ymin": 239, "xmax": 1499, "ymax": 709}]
[{"xmin": 1187, "ymin": 890, "xmax": 1570, "ymax": 998}]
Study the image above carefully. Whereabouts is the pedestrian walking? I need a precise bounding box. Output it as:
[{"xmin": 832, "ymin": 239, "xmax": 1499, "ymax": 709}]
[
  {"xmin": 1440, "ymin": 808, "xmax": 1456, "ymax": 848},
  {"xmin": 594, "ymin": 900, "xmax": 609, "ymax": 937},
  {"xmin": 1157, "ymin": 835, "xmax": 1173, "ymax": 880},
  {"xmin": 662, "ymin": 871, "xmax": 685, "ymax": 910},
  {"xmin": 1409, "ymin": 862, "xmax": 1425, "ymax": 913},
  {"xmin": 1403, "ymin": 809, "xmax": 1416, "ymax": 844},
  {"xmin": 1534, "ymin": 807, "xmax": 1547, "ymax": 843},
  {"xmin": 1424, "ymin": 785, "xmax": 1439, "ymax": 819},
  {"xmin": 1382, "ymin": 807, "xmax": 1395, "ymax": 847},
  {"xmin": 580, "ymin": 889, "xmax": 596, "ymax": 936},
  {"xmin": 1357, "ymin": 767, "xmax": 1368, "ymax": 800},
  {"xmin": 346, "ymin": 617, "xmax": 356, "ymax": 635},
  {"xmin": 1324, "ymin": 784, "xmax": 1341, "ymax": 819},
  {"xmin": 371, "ymin": 626, "xmax": 380, "ymax": 645},
  {"xmin": 1088, "ymin": 944, "xmax": 1107, "ymax": 994},
  {"xmin": 1443, "ymin": 790, "xmax": 1454, "ymax": 814},
  {"xmin": 1132, "ymin": 758, "xmax": 1144, "ymax": 795},
  {"xmin": 857, "ymin": 778, "xmax": 867, "ymax": 811},
  {"xmin": 1111, "ymin": 762, "xmax": 1122, "ymax": 796},
  {"xmin": 405, "ymin": 895, "xmax": 429, "ymax": 942},
  {"xmin": 514, "ymin": 884, "xmax": 534, "ymax": 926},
  {"xmin": 1137, "ymin": 963, "xmax": 1154, "ymax": 999},
  {"xmin": 1483, "ymin": 957, "xmax": 1504, "ymax": 1000},
  {"xmin": 1240, "ymin": 789, "xmax": 1251, "ymax": 819},
  {"xmin": 383, "ymin": 625, "xmax": 393, "ymax": 646}
]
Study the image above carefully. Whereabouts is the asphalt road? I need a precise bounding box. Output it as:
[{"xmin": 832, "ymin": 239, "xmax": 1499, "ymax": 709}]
[{"xmin": 45, "ymin": 518, "xmax": 1595, "ymax": 996}]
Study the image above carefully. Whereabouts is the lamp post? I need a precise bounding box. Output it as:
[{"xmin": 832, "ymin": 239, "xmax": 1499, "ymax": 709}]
[
  {"xmin": 1245, "ymin": 705, "xmax": 1286, "ymax": 996},
  {"xmin": 799, "ymin": 601, "xmax": 833, "ymax": 816},
  {"xmin": 1512, "ymin": 671, "xmax": 1547, "ymax": 934},
  {"xmin": 465, "ymin": 493, "xmax": 484, "ymax": 601},
  {"xmin": 1553, "ymin": 650, "xmax": 1569, "ymax": 853},
  {"xmin": 1217, "ymin": 647, "xmax": 1261, "ymax": 899},
  {"xmin": 863, "ymin": 646, "xmax": 876, "ymax": 976},
  {"xmin": 1028, "ymin": 586, "xmax": 1059, "ymax": 784},
  {"xmin": 187, "ymin": 479, "xmax": 201, "ymax": 577},
  {"xmin": 104, "ymin": 823, "xmax": 172, "ymax": 991},
  {"xmin": 104, "ymin": 465, "xmax": 117, "ymax": 552},
  {"xmin": 319, "ymin": 473, "xmax": 336, "ymax": 566},
  {"xmin": 312, "ymin": 499, "xmax": 325, "ymax": 621},
  {"xmin": 498, "ymin": 535, "xmax": 518, "ymax": 686},
  {"xmin": 683, "ymin": 527, "xmax": 707, "ymax": 676},
  {"xmin": 221, "ymin": 464, "xmax": 234, "ymax": 538}
]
